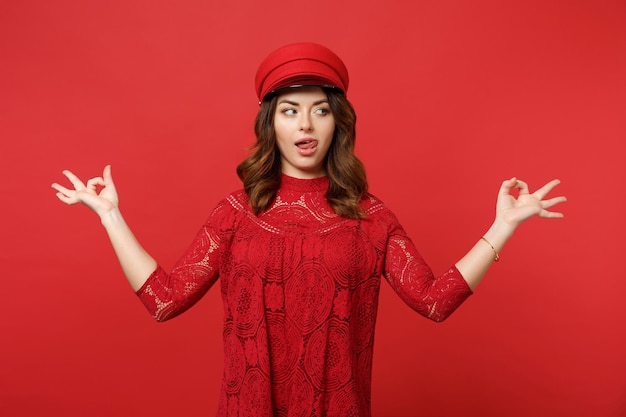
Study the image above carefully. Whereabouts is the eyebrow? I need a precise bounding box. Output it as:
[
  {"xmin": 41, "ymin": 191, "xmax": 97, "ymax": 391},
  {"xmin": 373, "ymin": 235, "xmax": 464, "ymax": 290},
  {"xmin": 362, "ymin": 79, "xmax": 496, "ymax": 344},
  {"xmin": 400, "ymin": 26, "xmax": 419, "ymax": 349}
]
[{"xmin": 277, "ymin": 99, "xmax": 329, "ymax": 106}]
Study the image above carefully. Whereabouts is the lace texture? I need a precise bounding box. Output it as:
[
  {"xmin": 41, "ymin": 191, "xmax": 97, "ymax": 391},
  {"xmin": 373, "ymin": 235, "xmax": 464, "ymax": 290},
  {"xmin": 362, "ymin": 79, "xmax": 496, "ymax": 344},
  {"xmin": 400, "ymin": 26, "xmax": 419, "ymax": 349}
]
[{"xmin": 137, "ymin": 175, "xmax": 472, "ymax": 417}]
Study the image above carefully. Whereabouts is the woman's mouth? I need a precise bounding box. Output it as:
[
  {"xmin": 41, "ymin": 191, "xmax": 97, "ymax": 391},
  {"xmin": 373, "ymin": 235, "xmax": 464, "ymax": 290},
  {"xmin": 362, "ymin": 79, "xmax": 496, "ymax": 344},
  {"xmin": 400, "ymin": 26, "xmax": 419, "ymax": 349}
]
[{"xmin": 295, "ymin": 138, "xmax": 318, "ymax": 156}]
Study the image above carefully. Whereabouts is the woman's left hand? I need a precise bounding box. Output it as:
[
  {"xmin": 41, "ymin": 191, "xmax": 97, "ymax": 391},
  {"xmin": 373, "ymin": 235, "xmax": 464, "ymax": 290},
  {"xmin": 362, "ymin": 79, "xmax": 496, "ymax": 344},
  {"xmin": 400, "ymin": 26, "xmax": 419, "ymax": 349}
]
[
  {"xmin": 496, "ymin": 178, "xmax": 567, "ymax": 228},
  {"xmin": 455, "ymin": 178, "xmax": 566, "ymax": 289}
]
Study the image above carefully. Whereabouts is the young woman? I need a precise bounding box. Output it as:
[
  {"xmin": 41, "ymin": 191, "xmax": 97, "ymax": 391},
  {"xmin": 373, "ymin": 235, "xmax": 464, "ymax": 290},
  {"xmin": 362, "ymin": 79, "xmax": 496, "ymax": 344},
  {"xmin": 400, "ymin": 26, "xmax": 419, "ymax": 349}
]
[{"xmin": 51, "ymin": 42, "xmax": 566, "ymax": 417}]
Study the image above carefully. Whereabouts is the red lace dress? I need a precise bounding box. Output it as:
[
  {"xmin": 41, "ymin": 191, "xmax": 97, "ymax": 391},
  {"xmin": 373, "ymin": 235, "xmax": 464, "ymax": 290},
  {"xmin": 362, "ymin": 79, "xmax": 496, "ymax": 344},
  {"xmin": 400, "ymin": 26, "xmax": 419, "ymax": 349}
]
[{"xmin": 136, "ymin": 175, "xmax": 472, "ymax": 417}]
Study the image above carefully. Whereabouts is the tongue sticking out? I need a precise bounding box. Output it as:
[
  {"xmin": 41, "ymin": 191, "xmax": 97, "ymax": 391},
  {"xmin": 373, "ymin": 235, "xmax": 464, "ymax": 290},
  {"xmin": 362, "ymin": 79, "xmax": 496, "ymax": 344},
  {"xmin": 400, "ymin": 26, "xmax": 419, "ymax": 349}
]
[{"xmin": 296, "ymin": 140, "xmax": 318, "ymax": 156}]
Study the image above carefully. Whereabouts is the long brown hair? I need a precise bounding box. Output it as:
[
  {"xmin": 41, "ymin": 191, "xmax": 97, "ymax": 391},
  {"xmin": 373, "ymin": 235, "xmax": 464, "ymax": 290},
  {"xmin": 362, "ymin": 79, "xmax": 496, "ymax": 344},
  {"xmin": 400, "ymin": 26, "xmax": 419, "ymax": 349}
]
[{"xmin": 236, "ymin": 88, "xmax": 368, "ymax": 219}]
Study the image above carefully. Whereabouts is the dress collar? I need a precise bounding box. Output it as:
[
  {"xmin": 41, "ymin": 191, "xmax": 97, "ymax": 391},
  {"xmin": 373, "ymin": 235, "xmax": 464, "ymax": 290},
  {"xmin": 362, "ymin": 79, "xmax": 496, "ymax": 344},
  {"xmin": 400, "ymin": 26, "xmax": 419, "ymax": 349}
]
[{"xmin": 280, "ymin": 174, "xmax": 329, "ymax": 192}]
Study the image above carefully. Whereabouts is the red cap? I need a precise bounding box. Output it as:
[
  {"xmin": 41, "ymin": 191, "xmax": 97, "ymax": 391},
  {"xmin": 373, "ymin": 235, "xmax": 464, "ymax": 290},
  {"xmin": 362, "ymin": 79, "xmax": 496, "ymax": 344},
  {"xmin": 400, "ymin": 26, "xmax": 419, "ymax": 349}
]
[{"xmin": 255, "ymin": 42, "xmax": 349, "ymax": 102}]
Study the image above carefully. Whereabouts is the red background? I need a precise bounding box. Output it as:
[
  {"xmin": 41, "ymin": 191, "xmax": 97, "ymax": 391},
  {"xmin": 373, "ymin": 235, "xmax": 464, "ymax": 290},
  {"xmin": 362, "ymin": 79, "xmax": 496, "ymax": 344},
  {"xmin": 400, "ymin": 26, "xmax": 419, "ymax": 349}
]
[{"xmin": 1, "ymin": 1, "xmax": 625, "ymax": 416}]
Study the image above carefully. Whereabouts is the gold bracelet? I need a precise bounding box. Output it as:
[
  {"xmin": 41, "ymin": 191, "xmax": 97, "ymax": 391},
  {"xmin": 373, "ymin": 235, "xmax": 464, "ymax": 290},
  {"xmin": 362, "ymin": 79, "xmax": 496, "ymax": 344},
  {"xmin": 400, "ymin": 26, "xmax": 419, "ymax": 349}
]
[{"xmin": 481, "ymin": 237, "xmax": 500, "ymax": 262}]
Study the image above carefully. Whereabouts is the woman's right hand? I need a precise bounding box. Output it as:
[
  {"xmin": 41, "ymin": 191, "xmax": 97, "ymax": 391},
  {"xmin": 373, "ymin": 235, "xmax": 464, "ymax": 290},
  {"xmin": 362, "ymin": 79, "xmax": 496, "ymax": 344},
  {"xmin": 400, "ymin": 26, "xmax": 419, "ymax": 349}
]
[{"xmin": 51, "ymin": 165, "xmax": 119, "ymax": 218}]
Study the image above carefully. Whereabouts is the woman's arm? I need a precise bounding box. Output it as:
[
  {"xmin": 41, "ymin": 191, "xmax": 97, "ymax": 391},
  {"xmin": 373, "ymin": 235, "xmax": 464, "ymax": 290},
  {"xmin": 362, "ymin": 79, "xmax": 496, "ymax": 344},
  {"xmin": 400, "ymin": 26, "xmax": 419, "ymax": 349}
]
[
  {"xmin": 455, "ymin": 178, "xmax": 566, "ymax": 290},
  {"xmin": 51, "ymin": 165, "xmax": 156, "ymax": 291}
]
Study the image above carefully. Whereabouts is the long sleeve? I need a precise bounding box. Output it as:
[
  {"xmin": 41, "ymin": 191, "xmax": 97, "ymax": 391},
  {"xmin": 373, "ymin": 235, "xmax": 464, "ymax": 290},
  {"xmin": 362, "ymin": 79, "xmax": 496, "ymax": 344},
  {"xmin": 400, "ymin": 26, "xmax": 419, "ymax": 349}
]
[
  {"xmin": 136, "ymin": 198, "xmax": 237, "ymax": 322},
  {"xmin": 381, "ymin": 209, "xmax": 473, "ymax": 322}
]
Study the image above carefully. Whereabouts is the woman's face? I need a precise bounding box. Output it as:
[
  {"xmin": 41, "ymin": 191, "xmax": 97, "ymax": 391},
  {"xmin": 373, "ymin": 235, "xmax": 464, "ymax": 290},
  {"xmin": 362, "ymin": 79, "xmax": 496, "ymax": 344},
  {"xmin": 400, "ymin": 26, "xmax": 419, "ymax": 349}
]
[{"xmin": 273, "ymin": 86, "xmax": 335, "ymax": 179}]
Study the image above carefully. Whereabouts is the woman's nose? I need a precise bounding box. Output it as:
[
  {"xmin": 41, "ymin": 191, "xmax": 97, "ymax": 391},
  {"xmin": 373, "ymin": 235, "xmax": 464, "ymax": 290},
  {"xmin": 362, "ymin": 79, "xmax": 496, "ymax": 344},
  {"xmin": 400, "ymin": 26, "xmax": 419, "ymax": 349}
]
[{"xmin": 299, "ymin": 113, "xmax": 312, "ymax": 131}]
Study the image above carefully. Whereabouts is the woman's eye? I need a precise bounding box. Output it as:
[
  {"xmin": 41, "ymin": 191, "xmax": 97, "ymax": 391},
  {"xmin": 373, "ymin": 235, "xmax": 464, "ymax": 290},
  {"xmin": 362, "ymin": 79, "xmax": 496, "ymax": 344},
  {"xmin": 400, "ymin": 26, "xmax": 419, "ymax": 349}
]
[
  {"xmin": 315, "ymin": 107, "xmax": 330, "ymax": 115},
  {"xmin": 282, "ymin": 108, "xmax": 297, "ymax": 115}
]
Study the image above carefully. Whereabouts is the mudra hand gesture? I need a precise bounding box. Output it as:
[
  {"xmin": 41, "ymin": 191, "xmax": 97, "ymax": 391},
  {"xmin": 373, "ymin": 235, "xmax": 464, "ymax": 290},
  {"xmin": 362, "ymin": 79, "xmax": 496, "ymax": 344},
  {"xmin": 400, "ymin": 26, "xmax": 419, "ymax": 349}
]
[
  {"xmin": 51, "ymin": 165, "xmax": 119, "ymax": 219},
  {"xmin": 496, "ymin": 177, "xmax": 566, "ymax": 229}
]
